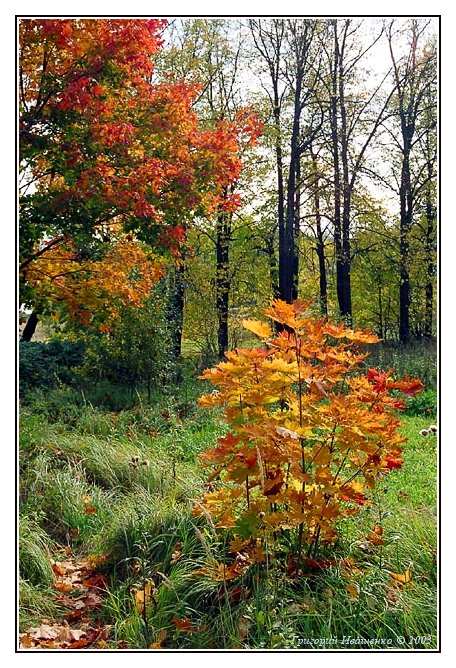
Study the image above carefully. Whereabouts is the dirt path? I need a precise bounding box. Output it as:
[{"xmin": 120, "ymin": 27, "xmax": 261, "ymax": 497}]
[{"xmin": 20, "ymin": 551, "xmax": 111, "ymax": 649}]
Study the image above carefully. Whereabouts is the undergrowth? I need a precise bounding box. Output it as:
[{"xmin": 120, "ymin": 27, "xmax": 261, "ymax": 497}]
[{"xmin": 19, "ymin": 384, "xmax": 437, "ymax": 649}]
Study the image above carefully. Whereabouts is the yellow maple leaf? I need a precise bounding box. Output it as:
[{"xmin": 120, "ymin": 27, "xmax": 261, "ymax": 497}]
[
  {"xmin": 134, "ymin": 580, "xmax": 155, "ymax": 614},
  {"xmin": 389, "ymin": 568, "xmax": 412, "ymax": 585},
  {"xmin": 242, "ymin": 319, "xmax": 272, "ymax": 339},
  {"xmin": 346, "ymin": 582, "xmax": 360, "ymax": 600}
]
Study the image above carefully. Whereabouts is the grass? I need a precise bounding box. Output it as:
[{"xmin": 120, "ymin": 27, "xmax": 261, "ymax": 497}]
[
  {"xmin": 19, "ymin": 384, "xmax": 437, "ymax": 649},
  {"xmin": 19, "ymin": 579, "xmax": 61, "ymax": 630},
  {"xmin": 19, "ymin": 514, "xmax": 55, "ymax": 586}
]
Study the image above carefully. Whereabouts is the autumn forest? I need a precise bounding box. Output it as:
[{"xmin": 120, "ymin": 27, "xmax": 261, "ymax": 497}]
[{"xmin": 18, "ymin": 17, "xmax": 438, "ymax": 652}]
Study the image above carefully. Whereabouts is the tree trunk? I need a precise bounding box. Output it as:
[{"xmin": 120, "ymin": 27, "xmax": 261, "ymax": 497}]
[
  {"xmin": 399, "ymin": 234, "xmax": 411, "ymax": 343},
  {"xmin": 292, "ymin": 156, "xmax": 301, "ymax": 301},
  {"xmin": 316, "ymin": 239, "xmax": 328, "ymax": 317},
  {"xmin": 216, "ymin": 207, "xmax": 231, "ymax": 359},
  {"xmin": 424, "ymin": 149, "xmax": 436, "ymax": 337},
  {"xmin": 273, "ymin": 92, "xmax": 287, "ymax": 304},
  {"xmin": 424, "ymin": 246, "xmax": 435, "ymax": 338},
  {"xmin": 311, "ymin": 152, "xmax": 328, "ymax": 315},
  {"xmin": 266, "ymin": 231, "xmax": 280, "ymax": 299},
  {"xmin": 330, "ymin": 28, "xmax": 344, "ymax": 320},
  {"xmin": 169, "ymin": 261, "xmax": 186, "ymax": 361},
  {"xmin": 281, "ymin": 68, "xmax": 303, "ymax": 303},
  {"xmin": 399, "ymin": 146, "xmax": 412, "ymax": 343},
  {"xmin": 21, "ymin": 311, "xmax": 38, "ymax": 342},
  {"xmin": 337, "ymin": 25, "xmax": 352, "ymax": 325},
  {"xmin": 377, "ymin": 283, "xmax": 384, "ymax": 339}
]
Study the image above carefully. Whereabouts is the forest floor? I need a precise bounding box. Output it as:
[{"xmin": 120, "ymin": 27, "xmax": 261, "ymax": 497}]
[
  {"xmin": 19, "ymin": 553, "xmax": 110, "ymax": 649},
  {"xmin": 18, "ymin": 385, "xmax": 438, "ymax": 650}
]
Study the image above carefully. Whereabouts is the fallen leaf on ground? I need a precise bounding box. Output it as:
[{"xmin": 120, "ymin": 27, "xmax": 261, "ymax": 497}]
[
  {"xmin": 171, "ymin": 616, "xmax": 205, "ymax": 634},
  {"xmin": 29, "ymin": 624, "xmax": 60, "ymax": 640},
  {"xmin": 52, "ymin": 563, "xmax": 66, "ymax": 577},
  {"xmin": 386, "ymin": 586, "xmax": 401, "ymax": 605},
  {"xmin": 171, "ymin": 542, "xmax": 182, "ymax": 564},
  {"xmin": 149, "ymin": 629, "xmax": 167, "ymax": 649},
  {"xmin": 238, "ymin": 615, "xmax": 251, "ymax": 642},
  {"xmin": 87, "ymin": 554, "xmax": 108, "ymax": 569},
  {"xmin": 83, "ymin": 591, "xmax": 103, "ymax": 608},
  {"xmin": 346, "ymin": 582, "xmax": 360, "ymax": 600},
  {"xmin": 389, "ymin": 568, "xmax": 412, "ymax": 585},
  {"xmin": 21, "ymin": 554, "xmax": 110, "ymax": 650},
  {"xmin": 366, "ymin": 525, "xmax": 384, "ymax": 546},
  {"xmin": 64, "ymin": 609, "xmax": 84, "ymax": 622},
  {"xmin": 82, "ymin": 574, "xmax": 107, "ymax": 589},
  {"xmin": 19, "ymin": 633, "xmax": 36, "ymax": 648},
  {"xmin": 54, "ymin": 580, "xmax": 74, "ymax": 593},
  {"xmin": 134, "ymin": 580, "xmax": 155, "ymax": 614}
]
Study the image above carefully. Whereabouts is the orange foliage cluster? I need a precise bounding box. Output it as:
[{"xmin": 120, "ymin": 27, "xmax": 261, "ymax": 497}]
[
  {"xmin": 20, "ymin": 19, "xmax": 261, "ymax": 241},
  {"xmin": 195, "ymin": 300, "xmax": 423, "ymax": 556},
  {"xmin": 20, "ymin": 19, "xmax": 261, "ymax": 322},
  {"xmin": 26, "ymin": 238, "xmax": 163, "ymax": 329}
]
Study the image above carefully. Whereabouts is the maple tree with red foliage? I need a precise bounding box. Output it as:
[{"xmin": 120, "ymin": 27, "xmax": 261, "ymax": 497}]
[
  {"xmin": 194, "ymin": 300, "xmax": 423, "ymax": 573},
  {"xmin": 19, "ymin": 18, "xmax": 261, "ymax": 323}
]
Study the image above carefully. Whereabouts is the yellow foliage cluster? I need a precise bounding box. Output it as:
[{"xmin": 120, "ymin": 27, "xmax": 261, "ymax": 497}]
[
  {"xmin": 25, "ymin": 237, "xmax": 164, "ymax": 330},
  {"xmin": 196, "ymin": 299, "xmax": 422, "ymax": 557}
]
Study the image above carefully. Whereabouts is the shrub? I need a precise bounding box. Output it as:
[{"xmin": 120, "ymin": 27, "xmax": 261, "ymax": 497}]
[
  {"xmin": 22, "ymin": 386, "xmax": 85, "ymax": 423},
  {"xmin": 405, "ymin": 388, "xmax": 437, "ymax": 417},
  {"xmin": 79, "ymin": 285, "xmax": 175, "ymax": 392},
  {"xmin": 19, "ymin": 339, "xmax": 85, "ymax": 396},
  {"xmin": 195, "ymin": 300, "xmax": 423, "ymax": 567}
]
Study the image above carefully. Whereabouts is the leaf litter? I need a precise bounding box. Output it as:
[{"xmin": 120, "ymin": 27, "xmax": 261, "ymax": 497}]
[{"xmin": 20, "ymin": 551, "xmax": 110, "ymax": 649}]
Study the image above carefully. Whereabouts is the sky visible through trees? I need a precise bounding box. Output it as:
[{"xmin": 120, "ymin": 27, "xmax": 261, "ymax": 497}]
[{"xmin": 19, "ymin": 17, "xmax": 438, "ymax": 349}]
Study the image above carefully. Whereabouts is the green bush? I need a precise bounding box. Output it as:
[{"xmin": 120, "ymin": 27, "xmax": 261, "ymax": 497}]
[
  {"xmin": 79, "ymin": 285, "xmax": 175, "ymax": 392},
  {"xmin": 405, "ymin": 388, "xmax": 437, "ymax": 417},
  {"xmin": 19, "ymin": 339, "xmax": 85, "ymax": 396}
]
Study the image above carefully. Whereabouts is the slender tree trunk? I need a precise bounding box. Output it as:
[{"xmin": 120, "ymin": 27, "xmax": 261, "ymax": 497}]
[
  {"xmin": 424, "ymin": 247, "xmax": 434, "ymax": 337},
  {"xmin": 21, "ymin": 311, "xmax": 38, "ymax": 342},
  {"xmin": 337, "ymin": 27, "xmax": 352, "ymax": 325},
  {"xmin": 377, "ymin": 283, "xmax": 384, "ymax": 339},
  {"xmin": 316, "ymin": 235, "xmax": 328, "ymax": 317},
  {"xmin": 216, "ymin": 206, "xmax": 231, "ymax": 359},
  {"xmin": 330, "ymin": 29, "xmax": 344, "ymax": 319},
  {"xmin": 281, "ymin": 70, "xmax": 303, "ymax": 303},
  {"xmin": 399, "ymin": 146, "xmax": 412, "ymax": 343},
  {"xmin": 311, "ymin": 153, "xmax": 328, "ymax": 315},
  {"xmin": 292, "ymin": 157, "xmax": 301, "ymax": 301},
  {"xmin": 424, "ymin": 153, "xmax": 435, "ymax": 338},
  {"xmin": 273, "ymin": 94, "xmax": 287, "ymax": 304},
  {"xmin": 384, "ymin": 295, "xmax": 392, "ymax": 341},
  {"xmin": 399, "ymin": 232, "xmax": 411, "ymax": 343},
  {"xmin": 266, "ymin": 231, "xmax": 280, "ymax": 299},
  {"xmin": 332, "ymin": 21, "xmax": 352, "ymax": 326},
  {"xmin": 169, "ymin": 260, "xmax": 186, "ymax": 361}
]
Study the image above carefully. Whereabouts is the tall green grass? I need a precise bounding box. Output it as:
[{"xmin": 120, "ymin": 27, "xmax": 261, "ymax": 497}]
[{"xmin": 19, "ymin": 383, "xmax": 437, "ymax": 649}]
